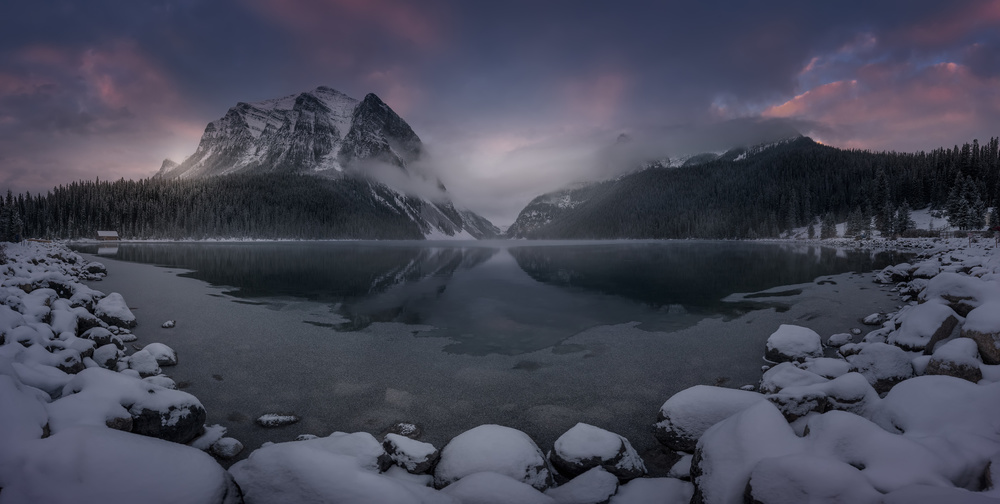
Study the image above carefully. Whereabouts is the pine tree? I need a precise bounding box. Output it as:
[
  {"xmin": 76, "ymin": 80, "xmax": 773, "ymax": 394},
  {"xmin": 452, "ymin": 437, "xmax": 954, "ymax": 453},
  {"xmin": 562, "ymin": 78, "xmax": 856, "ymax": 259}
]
[
  {"xmin": 894, "ymin": 201, "xmax": 914, "ymax": 236},
  {"xmin": 820, "ymin": 213, "xmax": 837, "ymax": 239}
]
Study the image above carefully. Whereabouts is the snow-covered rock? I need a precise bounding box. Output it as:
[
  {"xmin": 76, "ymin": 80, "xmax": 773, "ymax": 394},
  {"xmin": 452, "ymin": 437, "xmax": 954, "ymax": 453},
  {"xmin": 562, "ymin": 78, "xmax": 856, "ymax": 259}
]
[
  {"xmin": 544, "ymin": 466, "xmax": 618, "ymax": 504},
  {"xmin": 126, "ymin": 349, "xmax": 161, "ymax": 377},
  {"xmin": 256, "ymin": 413, "xmax": 300, "ymax": 427},
  {"xmin": 143, "ymin": 342, "xmax": 178, "ymax": 366},
  {"xmin": 384, "ymin": 432, "xmax": 439, "ymax": 474},
  {"xmin": 654, "ymin": 385, "xmax": 764, "ymax": 452},
  {"xmin": 0, "ymin": 425, "xmax": 240, "ymax": 504},
  {"xmin": 162, "ymin": 319, "xmax": 176, "ymax": 328},
  {"xmin": 920, "ymin": 272, "xmax": 1000, "ymax": 317},
  {"xmin": 435, "ymin": 424, "xmax": 552, "ymax": 490},
  {"xmin": 764, "ymin": 324, "xmax": 823, "ymax": 363},
  {"xmin": 230, "ymin": 434, "xmax": 448, "ymax": 504},
  {"xmin": 758, "ymin": 361, "xmax": 828, "ymax": 394},
  {"xmin": 80, "ymin": 326, "xmax": 122, "ymax": 348},
  {"xmin": 47, "ymin": 367, "xmax": 206, "ymax": 444},
  {"xmin": 766, "ymin": 372, "xmax": 880, "ymax": 421},
  {"xmin": 745, "ymin": 454, "xmax": 881, "ymax": 504},
  {"xmin": 609, "ymin": 477, "xmax": 693, "ymax": 504},
  {"xmin": 886, "ymin": 300, "xmax": 961, "ymax": 352},
  {"xmin": 440, "ymin": 471, "xmax": 553, "ymax": 504},
  {"xmin": 211, "ymin": 437, "xmax": 245, "ymax": 459},
  {"xmin": 962, "ymin": 300, "xmax": 1000, "ymax": 364},
  {"xmin": 94, "ymin": 292, "xmax": 137, "ymax": 329},
  {"xmin": 862, "ymin": 312, "xmax": 886, "ymax": 326},
  {"xmin": 826, "ymin": 332, "xmax": 853, "ymax": 347},
  {"xmin": 924, "ymin": 337, "xmax": 983, "ymax": 382},
  {"xmin": 92, "ymin": 343, "xmax": 123, "ymax": 369},
  {"xmin": 550, "ymin": 423, "xmax": 645, "ymax": 481},
  {"xmin": 843, "ymin": 342, "xmax": 915, "ymax": 393},
  {"xmin": 796, "ymin": 357, "xmax": 852, "ymax": 379},
  {"xmin": 691, "ymin": 401, "xmax": 803, "ymax": 504}
]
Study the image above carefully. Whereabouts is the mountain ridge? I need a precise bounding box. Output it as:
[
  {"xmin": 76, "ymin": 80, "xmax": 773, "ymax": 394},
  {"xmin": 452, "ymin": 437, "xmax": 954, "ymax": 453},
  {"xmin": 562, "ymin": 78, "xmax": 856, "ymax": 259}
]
[{"xmin": 155, "ymin": 86, "xmax": 498, "ymax": 239}]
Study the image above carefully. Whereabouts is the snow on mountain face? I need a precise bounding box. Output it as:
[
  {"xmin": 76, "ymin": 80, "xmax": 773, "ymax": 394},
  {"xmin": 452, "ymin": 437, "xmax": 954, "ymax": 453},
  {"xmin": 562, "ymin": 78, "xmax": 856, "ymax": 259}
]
[{"xmin": 157, "ymin": 86, "xmax": 497, "ymax": 239}]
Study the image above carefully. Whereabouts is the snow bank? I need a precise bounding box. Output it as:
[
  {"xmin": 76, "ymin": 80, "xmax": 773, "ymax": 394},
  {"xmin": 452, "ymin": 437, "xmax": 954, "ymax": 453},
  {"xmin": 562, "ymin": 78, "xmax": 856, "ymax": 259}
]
[{"xmin": 0, "ymin": 426, "xmax": 238, "ymax": 504}]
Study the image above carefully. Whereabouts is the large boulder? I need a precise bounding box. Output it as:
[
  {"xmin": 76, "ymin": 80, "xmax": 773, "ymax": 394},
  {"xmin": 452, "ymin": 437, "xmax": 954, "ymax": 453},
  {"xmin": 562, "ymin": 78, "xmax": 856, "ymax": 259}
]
[
  {"xmin": 654, "ymin": 385, "xmax": 764, "ymax": 452},
  {"xmin": 435, "ymin": 424, "xmax": 552, "ymax": 490},
  {"xmin": 745, "ymin": 454, "xmax": 881, "ymax": 504},
  {"xmin": 0, "ymin": 426, "xmax": 240, "ymax": 504},
  {"xmin": 764, "ymin": 324, "xmax": 823, "ymax": 363},
  {"xmin": 230, "ymin": 434, "xmax": 447, "ymax": 504},
  {"xmin": 961, "ymin": 300, "xmax": 1000, "ymax": 364},
  {"xmin": 550, "ymin": 423, "xmax": 646, "ymax": 481},
  {"xmin": 886, "ymin": 301, "xmax": 961, "ymax": 352},
  {"xmin": 690, "ymin": 401, "xmax": 803, "ymax": 504},
  {"xmin": 843, "ymin": 343, "xmax": 915, "ymax": 394},
  {"xmin": 142, "ymin": 342, "xmax": 178, "ymax": 366},
  {"xmin": 758, "ymin": 362, "xmax": 828, "ymax": 394},
  {"xmin": 766, "ymin": 373, "xmax": 880, "ymax": 422},
  {"xmin": 94, "ymin": 292, "xmax": 137, "ymax": 329},
  {"xmin": 920, "ymin": 272, "xmax": 1000, "ymax": 317},
  {"xmin": 47, "ymin": 367, "xmax": 206, "ymax": 444},
  {"xmin": 923, "ymin": 338, "xmax": 983, "ymax": 383}
]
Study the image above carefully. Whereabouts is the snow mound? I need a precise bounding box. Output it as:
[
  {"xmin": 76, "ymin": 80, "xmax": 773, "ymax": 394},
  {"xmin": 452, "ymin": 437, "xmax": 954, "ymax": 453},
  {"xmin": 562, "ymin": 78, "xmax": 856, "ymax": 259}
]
[
  {"xmin": 435, "ymin": 424, "xmax": 552, "ymax": 490},
  {"xmin": 654, "ymin": 385, "xmax": 764, "ymax": 452},
  {"xmin": 94, "ymin": 292, "xmax": 136, "ymax": 329},
  {"xmin": 0, "ymin": 426, "xmax": 238, "ymax": 504},
  {"xmin": 550, "ymin": 422, "xmax": 645, "ymax": 481},
  {"xmin": 544, "ymin": 466, "xmax": 618, "ymax": 504},
  {"xmin": 765, "ymin": 324, "xmax": 823, "ymax": 362}
]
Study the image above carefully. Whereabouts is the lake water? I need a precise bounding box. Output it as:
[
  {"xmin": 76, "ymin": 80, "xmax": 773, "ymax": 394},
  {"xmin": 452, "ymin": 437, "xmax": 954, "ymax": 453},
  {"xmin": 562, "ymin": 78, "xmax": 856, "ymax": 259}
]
[{"xmin": 72, "ymin": 240, "xmax": 907, "ymax": 469}]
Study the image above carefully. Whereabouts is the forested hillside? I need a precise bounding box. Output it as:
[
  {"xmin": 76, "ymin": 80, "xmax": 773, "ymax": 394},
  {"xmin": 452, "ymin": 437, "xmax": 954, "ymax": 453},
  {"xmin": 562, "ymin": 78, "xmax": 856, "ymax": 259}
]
[
  {"xmin": 509, "ymin": 137, "xmax": 1000, "ymax": 239},
  {"xmin": 0, "ymin": 174, "xmax": 433, "ymax": 240}
]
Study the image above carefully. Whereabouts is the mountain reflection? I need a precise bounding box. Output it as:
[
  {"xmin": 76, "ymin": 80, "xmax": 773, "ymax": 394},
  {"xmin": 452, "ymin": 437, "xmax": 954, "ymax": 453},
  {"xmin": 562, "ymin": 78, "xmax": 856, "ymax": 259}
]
[{"xmin": 73, "ymin": 241, "xmax": 909, "ymax": 356}]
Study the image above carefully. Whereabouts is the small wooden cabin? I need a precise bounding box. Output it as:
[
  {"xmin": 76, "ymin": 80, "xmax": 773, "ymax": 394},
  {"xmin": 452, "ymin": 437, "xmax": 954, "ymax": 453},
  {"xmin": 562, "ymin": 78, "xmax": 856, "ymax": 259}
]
[{"xmin": 96, "ymin": 231, "xmax": 120, "ymax": 241}]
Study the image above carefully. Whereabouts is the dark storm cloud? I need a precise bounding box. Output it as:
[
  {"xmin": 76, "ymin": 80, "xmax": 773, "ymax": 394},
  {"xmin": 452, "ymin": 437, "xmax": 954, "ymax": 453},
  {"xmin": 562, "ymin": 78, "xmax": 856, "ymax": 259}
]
[{"xmin": 1, "ymin": 1, "xmax": 999, "ymax": 222}]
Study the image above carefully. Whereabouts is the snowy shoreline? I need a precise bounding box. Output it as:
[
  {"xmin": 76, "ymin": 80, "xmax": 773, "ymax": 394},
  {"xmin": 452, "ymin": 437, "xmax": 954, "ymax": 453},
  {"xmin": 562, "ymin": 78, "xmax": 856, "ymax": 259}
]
[{"xmin": 2, "ymin": 238, "xmax": 999, "ymax": 503}]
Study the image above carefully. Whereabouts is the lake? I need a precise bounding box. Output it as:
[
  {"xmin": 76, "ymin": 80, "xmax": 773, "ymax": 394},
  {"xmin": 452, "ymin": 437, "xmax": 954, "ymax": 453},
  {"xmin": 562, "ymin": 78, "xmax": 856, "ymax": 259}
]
[{"xmin": 72, "ymin": 240, "xmax": 907, "ymax": 469}]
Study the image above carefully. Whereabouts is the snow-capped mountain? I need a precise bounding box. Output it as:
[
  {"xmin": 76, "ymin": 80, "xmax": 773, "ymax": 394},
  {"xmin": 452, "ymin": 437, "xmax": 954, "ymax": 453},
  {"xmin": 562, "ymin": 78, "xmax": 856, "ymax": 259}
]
[
  {"xmin": 156, "ymin": 86, "xmax": 498, "ymax": 239},
  {"xmin": 157, "ymin": 86, "xmax": 421, "ymax": 178}
]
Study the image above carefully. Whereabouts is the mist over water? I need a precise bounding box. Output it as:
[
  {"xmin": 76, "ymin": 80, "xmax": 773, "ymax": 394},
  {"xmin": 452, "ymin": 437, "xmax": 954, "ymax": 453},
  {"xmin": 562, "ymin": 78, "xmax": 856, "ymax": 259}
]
[{"xmin": 73, "ymin": 240, "xmax": 908, "ymax": 467}]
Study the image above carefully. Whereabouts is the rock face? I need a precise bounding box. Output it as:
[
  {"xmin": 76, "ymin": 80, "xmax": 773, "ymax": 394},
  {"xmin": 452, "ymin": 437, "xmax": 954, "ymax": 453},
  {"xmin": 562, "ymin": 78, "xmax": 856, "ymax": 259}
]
[
  {"xmin": 764, "ymin": 324, "xmax": 824, "ymax": 363},
  {"xmin": 154, "ymin": 86, "xmax": 499, "ymax": 240},
  {"xmin": 434, "ymin": 424, "xmax": 553, "ymax": 490},
  {"xmin": 550, "ymin": 423, "xmax": 646, "ymax": 481}
]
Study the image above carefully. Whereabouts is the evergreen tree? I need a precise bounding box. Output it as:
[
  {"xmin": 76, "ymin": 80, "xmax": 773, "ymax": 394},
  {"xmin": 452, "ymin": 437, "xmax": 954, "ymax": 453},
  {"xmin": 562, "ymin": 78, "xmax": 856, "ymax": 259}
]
[
  {"xmin": 820, "ymin": 213, "xmax": 837, "ymax": 239},
  {"xmin": 893, "ymin": 201, "xmax": 914, "ymax": 236}
]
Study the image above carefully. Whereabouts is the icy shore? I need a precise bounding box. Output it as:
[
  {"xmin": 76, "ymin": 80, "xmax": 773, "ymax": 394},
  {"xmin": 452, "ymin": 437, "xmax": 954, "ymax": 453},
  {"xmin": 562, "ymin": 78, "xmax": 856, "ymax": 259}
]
[{"xmin": 2, "ymin": 238, "xmax": 1000, "ymax": 503}]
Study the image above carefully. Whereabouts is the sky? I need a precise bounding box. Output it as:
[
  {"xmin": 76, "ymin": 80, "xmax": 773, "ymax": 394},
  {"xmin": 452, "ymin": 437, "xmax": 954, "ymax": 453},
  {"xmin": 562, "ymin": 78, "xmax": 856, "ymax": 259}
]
[{"xmin": 1, "ymin": 1, "xmax": 1000, "ymax": 224}]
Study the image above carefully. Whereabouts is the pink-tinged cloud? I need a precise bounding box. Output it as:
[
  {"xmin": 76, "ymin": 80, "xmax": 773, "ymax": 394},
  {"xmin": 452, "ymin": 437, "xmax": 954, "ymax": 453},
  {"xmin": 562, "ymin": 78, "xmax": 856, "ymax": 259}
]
[
  {"xmin": 246, "ymin": 0, "xmax": 444, "ymax": 65},
  {"xmin": 561, "ymin": 72, "xmax": 629, "ymax": 127},
  {"xmin": 0, "ymin": 40, "xmax": 207, "ymax": 192},
  {"xmin": 762, "ymin": 60, "xmax": 1000, "ymax": 152},
  {"xmin": 363, "ymin": 67, "xmax": 423, "ymax": 116},
  {"xmin": 898, "ymin": 1, "xmax": 1000, "ymax": 47}
]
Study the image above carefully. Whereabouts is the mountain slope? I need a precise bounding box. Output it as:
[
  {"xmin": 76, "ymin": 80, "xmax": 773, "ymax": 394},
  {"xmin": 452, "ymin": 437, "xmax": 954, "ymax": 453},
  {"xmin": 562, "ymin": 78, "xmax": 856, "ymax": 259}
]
[
  {"xmin": 156, "ymin": 86, "xmax": 497, "ymax": 239},
  {"xmin": 506, "ymin": 136, "xmax": 982, "ymax": 240}
]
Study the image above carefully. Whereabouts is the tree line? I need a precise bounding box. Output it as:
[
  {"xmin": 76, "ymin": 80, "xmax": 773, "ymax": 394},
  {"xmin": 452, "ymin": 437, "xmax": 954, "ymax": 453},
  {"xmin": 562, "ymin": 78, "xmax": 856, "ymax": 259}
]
[
  {"xmin": 517, "ymin": 136, "xmax": 1000, "ymax": 239},
  {"xmin": 0, "ymin": 174, "xmax": 428, "ymax": 241}
]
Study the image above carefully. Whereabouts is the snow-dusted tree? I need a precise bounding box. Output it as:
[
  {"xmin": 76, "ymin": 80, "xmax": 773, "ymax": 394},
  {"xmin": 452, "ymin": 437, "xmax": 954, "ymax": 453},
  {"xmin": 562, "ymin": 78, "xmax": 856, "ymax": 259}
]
[
  {"xmin": 845, "ymin": 208, "xmax": 867, "ymax": 237},
  {"xmin": 820, "ymin": 213, "xmax": 837, "ymax": 239},
  {"xmin": 893, "ymin": 201, "xmax": 914, "ymax": 236}
]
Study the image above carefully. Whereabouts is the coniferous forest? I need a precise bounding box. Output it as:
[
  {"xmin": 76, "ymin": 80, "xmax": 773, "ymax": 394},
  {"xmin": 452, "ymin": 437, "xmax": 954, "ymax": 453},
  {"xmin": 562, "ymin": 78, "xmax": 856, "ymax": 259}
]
[
  {"xmin": 0, "ymin": 174, "xmax": 425, "ymax": 241},
  {"xmin": 0, "ymin": 136, "xmax": 998, "ymax": 241},
  {"xmin": 513, "ymin": 136, "xmax": 1000, "ymax": 239}
]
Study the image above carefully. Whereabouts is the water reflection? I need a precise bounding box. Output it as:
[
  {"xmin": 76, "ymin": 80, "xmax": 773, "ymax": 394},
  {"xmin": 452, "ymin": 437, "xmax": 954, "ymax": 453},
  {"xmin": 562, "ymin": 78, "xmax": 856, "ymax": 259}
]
[{"xmin": 72, "ymin": 241, "xmax": 907, "ymax": 355}]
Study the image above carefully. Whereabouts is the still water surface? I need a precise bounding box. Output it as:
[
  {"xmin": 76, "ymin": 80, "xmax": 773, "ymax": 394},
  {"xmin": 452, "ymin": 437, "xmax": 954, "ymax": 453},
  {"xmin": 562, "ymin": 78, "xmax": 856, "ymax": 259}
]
[
  {"xmin": 74, "ymin": 240, "xmax": 904, "ymax": 355},
  {"xmin": 71, "ymin": 240, "xmax": 906, "ymax": 466}
]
